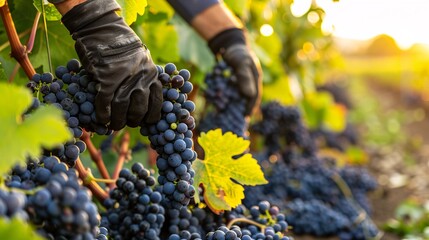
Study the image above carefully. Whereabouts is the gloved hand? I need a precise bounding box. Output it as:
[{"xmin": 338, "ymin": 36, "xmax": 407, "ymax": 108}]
[
  {"xmin": 208, "ymin": 28, "xmax": 262, "ymax": 116},
  {"xmin": 62, "ymin": 0, "xmax": 162, "ymax": 130}
]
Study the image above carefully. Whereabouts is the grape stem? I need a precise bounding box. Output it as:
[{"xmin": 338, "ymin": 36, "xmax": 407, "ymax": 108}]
[
  {"xmin": 75, "ymin": 157, "xmax": 109, "ymax": 202},
  {"xmin": 7, "ymin": 186, "xmax": 44, "ymax": 195},
  {"xmin": 80, "ymin": 130, "xmax": 111, "ymax": 182},
  {"xmin": 40, "ymin": 0, "xmax": 53, "ymax": 73},
  {"xmin": 0, "ymin": 0, "xmax": 36, "ymax": 79},
  {"xmin": 111, "ymin": 131, "xmax": 130, "ymax": 184},
  {"xmin": 8, "ymin": 62, "xmax": 20, "ymax": 83},
  {"xmin": 88, "ymin": 176, "xmax": 116, "ymax": 184},
  {"xmin": 0, "ymin": 178, "xmax": 43, "ymax": 195},
  {"xmin": 226, "ymin": 217, "xmax": 266, "ymax": 232}
]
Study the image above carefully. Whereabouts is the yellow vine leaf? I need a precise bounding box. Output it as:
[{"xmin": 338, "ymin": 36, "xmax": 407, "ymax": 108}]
[
  {"xmin": 117, "ymin": 0, "xmax": 147, "ymax": 25},
  {"xmin": 0, "ymin": 0, "xmax": 5, "ymax": 7},
  {"xmin": 192, "ymin": 129, "xmax": 268, "ymax": 214}
]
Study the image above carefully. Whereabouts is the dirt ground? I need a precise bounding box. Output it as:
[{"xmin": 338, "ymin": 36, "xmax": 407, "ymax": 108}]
[{"xmin": 364, "ymin": 80, "xmax": 429, "ymax": 240}]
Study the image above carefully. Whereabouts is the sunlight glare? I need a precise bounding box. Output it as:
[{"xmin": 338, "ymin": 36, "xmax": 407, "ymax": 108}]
[
  {"xmin": 321, "ymin": 15, "xmax": 334, "ymax": 35},
  {"xmin": 318, "ymin": 0, "xmax": 429, "ymax": 49},
  {"xmin": 290, "ymin": 0, "xmax": 312, "ymax": 17},
  {"xmin": 307, "ymin": 11, "xmax": 320, "ymax": 24},
  {"xmin": 260, "ymin": 24, "xmax": 274, "ymax": 37}
]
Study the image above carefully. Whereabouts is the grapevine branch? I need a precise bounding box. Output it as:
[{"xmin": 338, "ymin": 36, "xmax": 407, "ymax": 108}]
[
  {"xmin": 0, "ymin": 0, "xmax": 36, "ymax": 79},
  {"xmin": 0, "ymin": 29, "xmax": 31, "ymax": 53},
  {"xmin": 75, "ymin": 157, "xmax": 109, "ymax": 202},
  {"xmin": 148, "ymin": 147, "xmax": 157, "ymax": 167},
  {"xmin": 9, "ymin": 11, "xmax": 43, "ymax": 84},
  {"xmin": 80, "ymin": 130, "xmax": 111, "ymax": 181},
  {"xmin": 112, "ymin": 131, "xmax": 130, "ymax": 181}
]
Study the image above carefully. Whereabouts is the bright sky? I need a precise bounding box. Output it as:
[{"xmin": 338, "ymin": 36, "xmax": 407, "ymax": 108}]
[{"xmin": 292, "ymin": 0, "xmax": 429, "ymax": 49}]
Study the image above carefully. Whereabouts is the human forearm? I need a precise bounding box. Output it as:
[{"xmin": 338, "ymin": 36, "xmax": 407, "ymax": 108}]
[
  {"xmin": 190, "ymin": 3, "xmax": 242, "ymax": 40},
  {"xmin": 51, "ymin": 0, "xmax": 87, "ymax": 15}
]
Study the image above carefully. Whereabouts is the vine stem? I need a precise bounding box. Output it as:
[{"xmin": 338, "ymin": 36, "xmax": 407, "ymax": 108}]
[
  {"xmin": 226, "ymin": 217, "xmax": 266, "ymax": 232},
  {"xmin": 89, "ymin": 177, "xmax": 116, "ymax": 184},
  {"xmin": 111, "ymin": 131, "xmax": 130, "ymax": 185},
  {"xmin": 8, "ymin": 62, "xmax": 20, "ymax": 83},
  {"xmin": 26, "ymin": 12, "xmax": 41, "ymax": 53},
  {"xmin": 0, "ymin": 0, "xmax": 36, "ymax": 79},
  {"xmin": 0, "ymin": 28, "xmax": 31, "ymax": 53},
  {"xmin": 40, "ymin": 0, "xmax": 52, "ymax": 73},
  {"xmin": 148, "ymin": 147, "xmax": 157, "ymax": 167},
  {"xmin": 80, "ymin": 130, "xmax": 111, "ymax": 181},
  {"xmin": 75, "ymin": 157, "xmax": 109, "ymax": 202}
]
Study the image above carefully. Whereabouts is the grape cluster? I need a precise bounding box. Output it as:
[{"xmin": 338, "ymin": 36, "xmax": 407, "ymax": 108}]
[
  {"xmin": 140, "ymin": 63, "xmax": 197, "ymax": 210},
  {"xmin": 244, "ymin": 101, "xmax": 380, "ymax": 239},
  {"xmin": 339, "ymin": 166, "xmax": 378, "ymax": 213},
  {"xmin": 25, "ymin": 95, "xmax": 87, "ymax": 167},
  {"xmin": 206, "ymin": 224, "xmax": 290, "ymax": 240},
  {"xmin": 101, "ymin": 163, "xmax": 165, "ymax": 240},
  {"xmin": 250, "ymin": 101, "xmax": 315, "ymax": 156},
  {"xmin": 245, "ymin": 153, "xmax": 380, "ymax": 239},
  {"xmin": 198, "ymin": 61, "xmax": 247, "ymax": 137},
  {"xmin": 332, "ymin": 198, "xmax": 380, "ymax": 240},
  {"xmin": 284, "ymin": 199, "xmax": 350, "ymax": 236},
  {"xmin": 0, "ymin": 189, "xmax": 28, "ymax": 221},
  {"xmin": 162, "ymin": 199, "xmax": 292, "ymax": 240},
  {"xmin": 6, "ymin": 156, "xmax": 70, "ymax": 190},
  {"xmin": 27, "ymin": 59, "xmax": 113, "ymax": 166},
  {"xmin": 162, "ymin": 207, "xmax": 204, "ymax": 239},
  {"xmin": 26, "ymin": 170, "xmax": 102, "ymax": 239},
  {"xmin": 309, "ymin": 123, "xmax": 359, "ymax": 152},
  {"xmin": 204, "ymin": 201, "xmax": 290, "ymax": 240}
]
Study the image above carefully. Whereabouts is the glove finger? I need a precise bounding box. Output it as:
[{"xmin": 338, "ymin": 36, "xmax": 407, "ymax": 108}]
[
  {"xmin": 95, "ymin": 89, "xmax": 114, "ymax": 126},
  {"xmin": 245, "ymin": 95, "xmax": 258, "ymax": 116},
  {"xmin": 127, "ymin": 88, "xmax": 149, "ymax": 128},
  {"xmin": 235, "ymin": 62, "xmax": 260, "ymax": 116},
  {"xmin": 234, "ymin": 61, "xmax": 258, "ymax": 99},
  {"xmin": 247, "ymin": 62, "xmax": 262, "ymax": 116},
  {"xmin": 110, "ymin": 86, "xmax": 133, "ymax": 130},
  {"xmin": 143, "ymin": 81, "xmax": 163, "ymax": 124}
]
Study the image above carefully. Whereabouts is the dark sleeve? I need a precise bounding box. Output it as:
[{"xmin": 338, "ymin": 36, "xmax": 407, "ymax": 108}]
[{"xmin": 167, "ymin": 0, "xmax": 219, "ymax": 23}]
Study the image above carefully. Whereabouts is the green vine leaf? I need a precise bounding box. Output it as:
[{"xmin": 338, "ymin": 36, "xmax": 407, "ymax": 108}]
[
  {"xmin": 0, "ymin": 217, "xmax": 44, "ymax": 240},
  {"xmin": 0, "ymin": 63, "xmax": 7, "ymax": 81},
  {"xmin": 117, "ymin": 0, "xmax": 147, "ymax": 25},
  {"xmin": 192, "ymin": 129, "xmax": 268, "ymax": 214},
  {"xmin": 33, "ymin": 0, "xmax": 62, "ymax": 21},
  {"xmin": 224, "ymin": 0, "xmax": 249, "ymax": 17},
  {"xmin": 173, "ymin": 16, "xmax": 215, "ymax": 74},
  {"xmin": 0, "ymin": 83, "xmax": 72, "ymax": 174},
  {"xmin": 147, "ymin": 0, "xmax": 174, "ymax": 20}
]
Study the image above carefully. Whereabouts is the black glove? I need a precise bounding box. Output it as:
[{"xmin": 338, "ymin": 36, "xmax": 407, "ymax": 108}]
[
  {"xmin": 62, "ymin": 0, "xmax": 162, "ymax": 130},
  {"xmin": 208, "ymin": 28, "xmax": 261, "ymax": 116}
]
